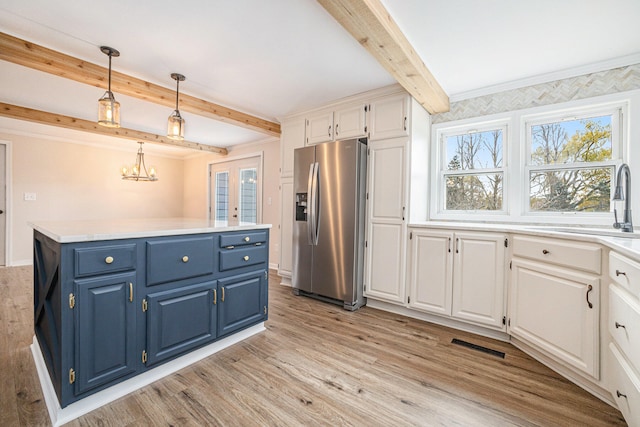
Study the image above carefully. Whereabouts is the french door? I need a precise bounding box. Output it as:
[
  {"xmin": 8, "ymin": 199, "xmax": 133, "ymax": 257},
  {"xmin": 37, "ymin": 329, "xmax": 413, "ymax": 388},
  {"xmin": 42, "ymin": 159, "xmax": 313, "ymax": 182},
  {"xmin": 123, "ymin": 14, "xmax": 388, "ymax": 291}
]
[{"xmin": 209, "ymin": 155, "xmax": 262, "ymax": 226}]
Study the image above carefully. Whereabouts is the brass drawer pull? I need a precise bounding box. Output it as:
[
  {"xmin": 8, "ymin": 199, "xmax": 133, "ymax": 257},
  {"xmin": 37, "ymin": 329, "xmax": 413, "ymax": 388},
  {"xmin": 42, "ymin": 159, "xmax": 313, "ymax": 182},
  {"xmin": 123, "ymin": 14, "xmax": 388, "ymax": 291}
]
[
  {"xmin": 615, "ymin": 321, "xmax": 626, "ymax": 329},
  {"xmin": 542, "ymin": 249, "xmax": 550, "ymax": 255},
  {"xmin": 129, "ymin": 283, "xmax": 133, "ymax": 302},
  {"xmin": 616, "ymin": 269, "xmax": 626, "ymax": 276},
  {"xmin": 243, "ymin": 255, "xmax": 250, "ymax": 261},
  {"xmin": 213, "ymin": 289, "xmax": 217, "ymax": 305},
  {"xmin": 221, "ymin": 287, "xmax": 225, "ymax": 302},
  {"xmin": 182, "ymin": 256, "xmax": 189, "ymax": 263},
  {"xmin": 244, "ymin": 236, "xmax": 250, "ymax": 242},
  {"xmin": 105, "ymin": 256, "xmax": 114, "ymax": 264}
]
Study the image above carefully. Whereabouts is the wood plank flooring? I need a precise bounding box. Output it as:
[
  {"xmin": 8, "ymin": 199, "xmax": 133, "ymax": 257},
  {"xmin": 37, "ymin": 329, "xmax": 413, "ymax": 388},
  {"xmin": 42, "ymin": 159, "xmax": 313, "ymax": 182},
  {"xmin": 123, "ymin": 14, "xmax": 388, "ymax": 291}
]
[{"xmin": 0, "ymin": 266, "xmax": 626, "ymax": 426}]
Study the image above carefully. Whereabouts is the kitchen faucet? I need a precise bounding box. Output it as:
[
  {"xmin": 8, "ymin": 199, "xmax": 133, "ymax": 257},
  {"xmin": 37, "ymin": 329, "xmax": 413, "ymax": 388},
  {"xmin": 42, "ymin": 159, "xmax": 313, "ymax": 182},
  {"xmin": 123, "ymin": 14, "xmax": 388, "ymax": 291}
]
[{"xmin": 613, "ymin": 163, "xmax": 633, "ymax": 232}]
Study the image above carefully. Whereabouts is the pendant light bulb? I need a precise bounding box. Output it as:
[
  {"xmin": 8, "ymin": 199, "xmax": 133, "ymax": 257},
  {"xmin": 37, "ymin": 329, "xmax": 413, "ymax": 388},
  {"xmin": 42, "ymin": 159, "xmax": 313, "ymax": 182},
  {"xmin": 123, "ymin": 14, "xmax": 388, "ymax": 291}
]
[
  {"xmin": 97, "ymin": 46, "xmax": 121, "ymax": 128},
  {"xmin": 167, "ymin": 73, "xmax": 186, "ymax": 140}
]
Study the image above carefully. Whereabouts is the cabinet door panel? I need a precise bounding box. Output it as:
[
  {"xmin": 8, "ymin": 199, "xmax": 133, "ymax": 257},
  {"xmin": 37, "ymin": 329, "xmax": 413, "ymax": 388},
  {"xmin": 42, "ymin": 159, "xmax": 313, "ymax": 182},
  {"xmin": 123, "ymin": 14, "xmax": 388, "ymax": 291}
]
[
  {"xmin": 510, "ymin": 259, "xmax": 599, "ymax": 378},
  {"xmin": 334, "ymin": 104, "xmax": 366, "ymax": 140},
  {"xmin": 74, "ymin": 272, "xmax": 137, "ymax": 395},
  {"xmin": 452, "ymin": 233, "xmax": 505, "ymax": 329},
  {"xmin": 281, "ymin": 119, "xmax": 305, "ymax": 177},
  {"xmin": 409, "ymin": 231, "xmax": 452, "ymax": 315},
  {"xmin": 279, "ymin": 179, "xmax": 294, "ymax": 277},
  {"xmin": 306, "ymin": 112, "xmax": 334, "ymax": 145},
  {"xmin": 146, "ymin": 282, "xmax": 216, "ymax": 366},
  {"xmin": 369, "ymin": 94, "xmax": 409, "ymax": 140},
  {"xmin": 218, "ymin": 270, "xmax": 267, "ymax": 337},
  {"xmin": 364, "ymin": 138, "xmax": 407, "ymax": 303}
]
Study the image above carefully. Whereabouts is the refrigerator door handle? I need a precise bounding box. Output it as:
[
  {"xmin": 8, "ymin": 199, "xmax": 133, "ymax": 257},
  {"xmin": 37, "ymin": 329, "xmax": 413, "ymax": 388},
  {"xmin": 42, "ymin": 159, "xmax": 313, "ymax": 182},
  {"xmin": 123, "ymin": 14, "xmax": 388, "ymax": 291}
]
[
  {"xmin": 307, "ymin": 163, "xmax": 315, "ymax": 245},
  {"xmin": 312, "ymin": 162, "xmax": 320, "ymax": 245}
]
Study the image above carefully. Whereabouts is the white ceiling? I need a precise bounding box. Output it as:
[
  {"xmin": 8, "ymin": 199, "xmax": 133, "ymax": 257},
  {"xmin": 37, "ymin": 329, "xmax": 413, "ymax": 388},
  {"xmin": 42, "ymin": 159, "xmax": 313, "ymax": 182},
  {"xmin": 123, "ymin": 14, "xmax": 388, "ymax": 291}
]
[{"xmin": 1, "ymin": 0, "xmax": 639, "ymax": 155}]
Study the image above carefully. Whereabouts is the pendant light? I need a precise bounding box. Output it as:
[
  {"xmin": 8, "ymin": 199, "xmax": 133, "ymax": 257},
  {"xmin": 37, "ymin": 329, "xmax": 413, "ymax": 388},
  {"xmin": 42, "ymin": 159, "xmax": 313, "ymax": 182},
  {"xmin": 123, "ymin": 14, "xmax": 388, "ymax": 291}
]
[
  {"xmin": 167, "ymin": 73, "xmax": 186, "ymax": 140},
  {"xmin": 97, "ymin": 46, "xmax": 121, "ymax": 128},
  {"xmin": 121, "ymin": 142, "xmax": 158, "ymax": 181}
]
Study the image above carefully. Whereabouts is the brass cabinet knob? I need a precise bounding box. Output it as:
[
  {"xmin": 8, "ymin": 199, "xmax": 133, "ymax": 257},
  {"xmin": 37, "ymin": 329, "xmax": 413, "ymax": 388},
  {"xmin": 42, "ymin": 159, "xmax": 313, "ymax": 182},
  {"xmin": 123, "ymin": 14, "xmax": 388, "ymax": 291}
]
[
  {"xmin": 182, "ymin": 256, "xmax": 189, "ymax": 263},
  {"xmin": 243, "ymin": 255, "xmax": 249, "ymax": 261},
  {"xmin": 105, "ymin": 256, "xmax": 114, "ymax": 264},
  {"xmin": 244, "ymin": 236, "xmax": 250, "ymax": 242}
]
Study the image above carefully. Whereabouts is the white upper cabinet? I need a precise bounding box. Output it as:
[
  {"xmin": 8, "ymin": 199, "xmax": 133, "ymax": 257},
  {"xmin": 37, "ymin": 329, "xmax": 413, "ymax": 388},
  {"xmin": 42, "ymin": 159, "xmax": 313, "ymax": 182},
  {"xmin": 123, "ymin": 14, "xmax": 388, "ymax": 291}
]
[
  {"xmin": 305, "ymin": 111, "xmax": 334, "ymax": 145},
  {"xmin": 278, "ymin": 178, "xmax": 294, "ymax": 278},
  {"xmin": 280, "ymin": 118, "xmax": 305, "ymax": 177},
  {"xmin": 334, "ymin": 104, "xmax": 367, "ymax": 140},
  {"xmin": 369, "ymin": 93, "xmax": 410, "ymax": 141}
]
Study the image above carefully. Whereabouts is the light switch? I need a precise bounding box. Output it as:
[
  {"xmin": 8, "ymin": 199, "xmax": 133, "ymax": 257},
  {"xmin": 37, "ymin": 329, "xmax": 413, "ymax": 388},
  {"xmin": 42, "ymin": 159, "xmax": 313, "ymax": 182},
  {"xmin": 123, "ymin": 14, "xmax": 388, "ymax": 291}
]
[{"xmin": 24, "ymin": 192, "xmax": 37, "ymax": 201}]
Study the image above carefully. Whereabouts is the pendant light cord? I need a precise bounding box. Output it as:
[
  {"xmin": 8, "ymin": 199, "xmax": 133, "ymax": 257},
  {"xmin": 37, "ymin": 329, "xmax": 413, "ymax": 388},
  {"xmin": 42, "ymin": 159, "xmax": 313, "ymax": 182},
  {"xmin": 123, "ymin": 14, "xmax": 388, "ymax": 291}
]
[
  {"xmin": 107, "ymin": 53, "xmax": 112, "ymax": 94},
  {"xmin": 175, "ymin": 78, "xmax": 180, "ymax": 111}
]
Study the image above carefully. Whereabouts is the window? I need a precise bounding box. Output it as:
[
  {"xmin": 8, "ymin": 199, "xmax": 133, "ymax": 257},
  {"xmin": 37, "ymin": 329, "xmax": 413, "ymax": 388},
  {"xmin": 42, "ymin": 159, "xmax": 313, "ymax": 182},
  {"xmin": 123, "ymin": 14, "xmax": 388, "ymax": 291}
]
[
  {"xmin": 431, "ymin": 98, "xmax": 626, "ymax": 225},
  {"xmin": 526, "ymin": 111, "xmax": 618, "ymax": 214},
  {"xmin": 438, "ymin": 124, "xmax": 507, "ymax": 212}
]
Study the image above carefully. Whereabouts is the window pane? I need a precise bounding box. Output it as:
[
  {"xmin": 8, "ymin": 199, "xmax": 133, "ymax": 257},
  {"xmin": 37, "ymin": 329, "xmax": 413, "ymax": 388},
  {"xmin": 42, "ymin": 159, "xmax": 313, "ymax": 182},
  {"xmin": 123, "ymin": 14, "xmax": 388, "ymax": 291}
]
[
  {"xmin": 445, "ymin": 173, "xmax": 503, "ymax": 210},
  {"xmin": 530, "ymin": 116, "xmax": 612, "ymax": 166},
  {"xmin": 529, "ymin": 167, "xmax": 612, "ymax": 212},
  {"xmin": 215, "ymin": 171, "xmax": 228, "ymax": 222},
  {"xmin": 445, "ymin": 129, "xmax": 503, "ymax": 171},
  {"xmin": 239, "ymin": 168, "xmax": 257, "ymax": 224}
]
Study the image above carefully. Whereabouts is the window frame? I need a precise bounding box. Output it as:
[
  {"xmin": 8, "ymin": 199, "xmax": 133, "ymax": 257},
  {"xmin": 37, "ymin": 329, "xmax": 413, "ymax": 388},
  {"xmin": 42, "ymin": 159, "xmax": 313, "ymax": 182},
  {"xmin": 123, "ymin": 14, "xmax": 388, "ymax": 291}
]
[
  {"xmin": 429, "ymin": 95, "xmax": 629, "ymax": 226},
  {"xmin": 433, "ymin": 119, "xmax": 510, "ymax": 218},
  {"xmin": 522, "ymin": 104, "xmax": 622, "ymax": 220}
]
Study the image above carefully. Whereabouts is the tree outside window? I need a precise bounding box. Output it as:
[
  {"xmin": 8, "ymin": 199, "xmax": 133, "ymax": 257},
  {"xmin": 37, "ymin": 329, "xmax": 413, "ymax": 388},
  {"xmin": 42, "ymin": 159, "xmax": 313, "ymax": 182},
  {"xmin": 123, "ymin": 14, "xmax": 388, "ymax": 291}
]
[
  {"xmin": 444, "ymin": 128, "xmax": 504, "ymax": 211},
  {"xmin": 528, "ymin": 116, "xmax": 613, "ymax": 212}
]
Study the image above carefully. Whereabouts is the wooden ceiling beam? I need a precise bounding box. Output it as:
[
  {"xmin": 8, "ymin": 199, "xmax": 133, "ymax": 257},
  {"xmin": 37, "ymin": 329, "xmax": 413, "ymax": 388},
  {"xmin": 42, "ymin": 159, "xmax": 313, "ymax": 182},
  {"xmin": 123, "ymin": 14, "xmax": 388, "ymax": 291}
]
[
  {"xmin": 317, "ymin": 0, "xmax": 450, "ymax": 114},
  {"xmin": 0, "ymin": 102, "xmax": 228, "ymax": 155},
  {"xmin": 0, "ymin": 32, "xmax": 280, "ymax": 137}
]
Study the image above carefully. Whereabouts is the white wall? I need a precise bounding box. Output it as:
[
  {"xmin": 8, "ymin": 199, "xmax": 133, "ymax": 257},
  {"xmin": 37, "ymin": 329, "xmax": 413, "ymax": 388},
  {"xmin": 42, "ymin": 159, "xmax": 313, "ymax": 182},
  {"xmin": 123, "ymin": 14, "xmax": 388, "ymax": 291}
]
[
  {"xmin": 182, "ymin": 138, "xmax": 281, "ymax": 268},
  {"xmin": 1, "ymin": 132, "xmax": 185, "ymax": 265}
]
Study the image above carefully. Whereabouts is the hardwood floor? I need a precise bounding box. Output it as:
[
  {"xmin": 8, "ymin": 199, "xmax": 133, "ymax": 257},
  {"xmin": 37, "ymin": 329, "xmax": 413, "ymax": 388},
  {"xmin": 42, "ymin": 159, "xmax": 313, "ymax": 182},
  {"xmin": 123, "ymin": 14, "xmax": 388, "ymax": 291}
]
[{"xmin": 0, "ymin": 267, "xmax": 626, "ymax": 426}]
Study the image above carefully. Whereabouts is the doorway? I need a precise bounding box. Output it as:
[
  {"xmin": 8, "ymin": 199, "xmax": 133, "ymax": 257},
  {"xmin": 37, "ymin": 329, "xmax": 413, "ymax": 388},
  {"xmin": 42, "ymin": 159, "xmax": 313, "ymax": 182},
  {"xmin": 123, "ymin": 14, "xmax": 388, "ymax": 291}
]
[{"xmin": 209, "ymin": 154, "xmax": 263, "ymax": 226}]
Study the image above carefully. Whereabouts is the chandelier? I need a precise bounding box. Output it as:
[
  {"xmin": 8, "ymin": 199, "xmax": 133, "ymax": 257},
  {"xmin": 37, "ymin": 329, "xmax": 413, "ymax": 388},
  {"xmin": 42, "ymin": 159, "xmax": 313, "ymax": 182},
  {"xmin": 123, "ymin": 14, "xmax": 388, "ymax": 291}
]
[{"xmin": 121, "ymin": 142, "xmax": 158, "ymax": 181}]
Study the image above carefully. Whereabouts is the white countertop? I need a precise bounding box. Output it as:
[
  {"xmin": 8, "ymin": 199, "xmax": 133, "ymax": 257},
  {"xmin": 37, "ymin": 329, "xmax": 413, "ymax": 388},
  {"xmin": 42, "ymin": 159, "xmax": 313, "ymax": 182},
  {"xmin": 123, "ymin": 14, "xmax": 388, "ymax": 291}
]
[
  {"xmin": 410, "ymin": 221, "xmax": 640, "ymax": 263},
  {"xmin": 30, "ymin": 218, "xmax": 272, "ymax": 243}
]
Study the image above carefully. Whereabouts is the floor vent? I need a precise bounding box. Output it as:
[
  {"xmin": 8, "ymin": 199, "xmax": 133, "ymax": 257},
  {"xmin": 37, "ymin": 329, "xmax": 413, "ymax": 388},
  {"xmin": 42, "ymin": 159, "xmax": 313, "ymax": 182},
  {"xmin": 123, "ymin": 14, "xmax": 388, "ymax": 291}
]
[{"xmin": 451, "ymin": 339, "xmax": 505, "ymax": 359}]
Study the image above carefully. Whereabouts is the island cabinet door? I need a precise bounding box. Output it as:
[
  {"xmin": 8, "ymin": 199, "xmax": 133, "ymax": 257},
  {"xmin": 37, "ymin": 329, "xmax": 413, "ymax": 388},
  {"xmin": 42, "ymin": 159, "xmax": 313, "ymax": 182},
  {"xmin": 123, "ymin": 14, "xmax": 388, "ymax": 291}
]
[
  {"xmin": 145, "ymin": 281, "xmax": 217, "ymax": 366},
  {"xmin": 74, "ymin": 272, "xmax": 137, "ymax": 395},
  {"xmin": 218, "ymin": 270, "xmax": 267, "ymax": 337}
]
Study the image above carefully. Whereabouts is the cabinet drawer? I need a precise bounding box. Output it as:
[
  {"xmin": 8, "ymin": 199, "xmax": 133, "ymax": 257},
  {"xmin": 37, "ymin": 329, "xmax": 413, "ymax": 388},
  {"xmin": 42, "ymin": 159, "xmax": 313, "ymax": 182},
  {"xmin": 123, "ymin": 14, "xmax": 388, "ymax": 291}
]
[
  {"xmin": 219, "ymin": 245, "xmax": 267, "ymax": 271},
  {"xmin": 220, "ymin": 230, "xmax": 268, "ymax": 248},
  {"xmin": 609, "ymin": 344, "xmax": 640, "ymax": 427},
  {"xmin": 610, "ymin": 284, "xmax": 640, "ymax": 367},
  {"xmin": 146, "ymin": 236, "xmax": 215, "ymax": 286},
  {"xmin": 610, "ymin": 251, "xmax": 640, "ymax": 296},
  {"xmin": 74, "ymin": 244, "xmax": 136, "ymax": 278},
  {"xmin": 512, "ymin": 235, "xmax": 601, "ymax": 274}
]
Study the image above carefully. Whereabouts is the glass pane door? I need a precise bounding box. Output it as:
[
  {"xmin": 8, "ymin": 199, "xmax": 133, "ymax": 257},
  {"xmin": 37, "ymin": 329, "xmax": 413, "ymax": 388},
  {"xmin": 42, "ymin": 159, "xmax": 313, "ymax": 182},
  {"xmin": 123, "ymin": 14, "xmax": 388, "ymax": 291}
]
[
  {"xmin": 214, "ymin": 171, "xmax": 229, "ymax": 223},
  {"xmin": 239, "ymin": 168, "xmax": 258, "ymax": 224}
]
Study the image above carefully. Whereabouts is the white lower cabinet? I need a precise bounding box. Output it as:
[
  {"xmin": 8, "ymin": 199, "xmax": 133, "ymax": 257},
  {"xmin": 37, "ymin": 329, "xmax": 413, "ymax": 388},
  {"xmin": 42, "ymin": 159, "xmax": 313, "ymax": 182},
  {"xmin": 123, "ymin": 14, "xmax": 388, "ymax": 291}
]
[
  {"xmin": 509, "ymin": 258, "xmax": 599, "ymax": 379},
  {"xmin": 278, "ymin": 179, "xmax": 293, "ymax": 280},
  {"xmin": 408, "ymin": 229, "xmax": 506, "ymax": 330}
]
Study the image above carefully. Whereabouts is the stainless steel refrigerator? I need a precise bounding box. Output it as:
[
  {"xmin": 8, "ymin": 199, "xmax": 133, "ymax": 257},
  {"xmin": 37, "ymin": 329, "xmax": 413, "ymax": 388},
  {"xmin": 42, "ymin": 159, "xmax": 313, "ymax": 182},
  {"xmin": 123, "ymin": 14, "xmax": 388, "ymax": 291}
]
[{"xmin": 292, "ymin": 138, "xmax": 367, "ymax": 310}]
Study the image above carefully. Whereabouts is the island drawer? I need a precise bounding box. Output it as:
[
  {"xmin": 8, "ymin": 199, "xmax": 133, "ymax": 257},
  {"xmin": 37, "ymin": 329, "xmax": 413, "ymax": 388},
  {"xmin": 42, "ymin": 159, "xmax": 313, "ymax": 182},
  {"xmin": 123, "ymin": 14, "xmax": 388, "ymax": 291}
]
[
  {"xmin": 219, "ymin": 230, "xmax": 268, "ymax": 248},
  {"xmin": 219, "ymin": 245, "xmax": 267, "ymax": 271},
  {"xmin": 74, "ymin": 243, "xmax": 137, "ymax": 278},
  {"xmin": 610, "ymin": 251, "xmax": 640, "ymax": 296},
  {"xmin": 511, "ymin": 235, "xmax": 601, "ymax": 274},
  {"xmin": 609, "ymin": 284, "xmax": 640, "ymax": 367},
  {"xmin": 146, "ymin": 236, "xmax": 215, "ymax": 286}
]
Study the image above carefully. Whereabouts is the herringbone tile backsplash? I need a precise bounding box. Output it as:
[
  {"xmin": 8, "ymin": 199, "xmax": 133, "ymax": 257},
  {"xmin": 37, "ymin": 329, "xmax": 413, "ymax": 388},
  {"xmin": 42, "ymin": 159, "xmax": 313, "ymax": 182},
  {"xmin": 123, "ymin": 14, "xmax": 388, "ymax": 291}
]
[{"xmin": 432, "ymin": 63, "xmax": 640, "ymax": 124}]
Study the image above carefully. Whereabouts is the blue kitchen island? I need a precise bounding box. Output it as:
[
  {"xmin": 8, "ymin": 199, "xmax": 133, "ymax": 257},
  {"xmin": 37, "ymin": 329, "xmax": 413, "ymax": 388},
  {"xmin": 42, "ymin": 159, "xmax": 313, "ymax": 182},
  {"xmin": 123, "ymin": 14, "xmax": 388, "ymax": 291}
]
[{"xmin": 30, "ymin": 218, "xmax": 270, "ymax": 426}]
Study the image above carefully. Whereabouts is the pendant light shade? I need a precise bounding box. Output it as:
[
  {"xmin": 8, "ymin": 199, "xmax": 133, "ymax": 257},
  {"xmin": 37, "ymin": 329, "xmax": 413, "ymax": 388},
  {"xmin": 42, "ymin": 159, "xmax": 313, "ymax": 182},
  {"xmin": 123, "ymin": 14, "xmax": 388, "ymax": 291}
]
[
  {"xmin": 121, "ymin": 142, "xmax": 158, "ymax": 181},
  {"xmin": 97, "ymin": 46, "xmax": 121, "ymax": 128},
  {"xmin": 167, "ymin": 73, "xmax": 185, "ymax": 140}
]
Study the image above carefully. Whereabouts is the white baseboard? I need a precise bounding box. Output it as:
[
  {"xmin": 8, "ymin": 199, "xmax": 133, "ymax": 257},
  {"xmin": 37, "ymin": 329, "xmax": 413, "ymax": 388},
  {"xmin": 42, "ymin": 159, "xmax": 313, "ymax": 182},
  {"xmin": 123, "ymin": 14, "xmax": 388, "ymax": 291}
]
[
  {"xmin": 31, "ymin": 323, "xmax": 265, "ymax": 426},
  {"xmin": 269, "ymin": 262, "xmax": 278, "ymax": 270},
  {"xmin": 9, "ymin": 259, "xmax": 32, "ymax": 267}
]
